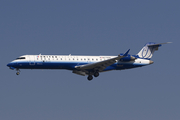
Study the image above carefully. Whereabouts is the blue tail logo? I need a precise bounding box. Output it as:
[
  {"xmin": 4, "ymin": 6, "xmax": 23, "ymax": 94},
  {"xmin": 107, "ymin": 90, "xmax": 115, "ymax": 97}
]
[{"xmin": 137, "ymin": 42, "xmax": 158, "ymax": 59}]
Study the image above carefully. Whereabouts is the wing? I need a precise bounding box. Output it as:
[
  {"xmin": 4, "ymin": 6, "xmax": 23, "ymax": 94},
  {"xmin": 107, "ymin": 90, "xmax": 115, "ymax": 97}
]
[{"xmin": 74, "ymin": 49, "xmax": 130, "ymax": 74}]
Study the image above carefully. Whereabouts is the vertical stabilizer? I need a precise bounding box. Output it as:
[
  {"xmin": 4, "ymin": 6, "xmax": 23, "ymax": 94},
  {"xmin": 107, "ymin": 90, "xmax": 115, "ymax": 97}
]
[{"xmin": 137, "ymin": 42, "xmax": 171, "ymax": 59}]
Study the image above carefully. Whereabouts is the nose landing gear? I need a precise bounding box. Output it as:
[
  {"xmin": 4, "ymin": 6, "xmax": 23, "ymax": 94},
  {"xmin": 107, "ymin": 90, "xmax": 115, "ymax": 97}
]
[
  {"xmin": 16, "ymin": 69, "xmax": 20, "ymax": 75},
  {"xmin": 16, "ymin": 72, "xmax": 20, "ymax": 75}
]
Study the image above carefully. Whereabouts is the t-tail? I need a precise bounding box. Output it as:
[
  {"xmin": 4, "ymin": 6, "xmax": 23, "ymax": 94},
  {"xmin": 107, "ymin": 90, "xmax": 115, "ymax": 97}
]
[{"xmin": 137, "ymin": 42, "xmax": 171, "ymax": 60}]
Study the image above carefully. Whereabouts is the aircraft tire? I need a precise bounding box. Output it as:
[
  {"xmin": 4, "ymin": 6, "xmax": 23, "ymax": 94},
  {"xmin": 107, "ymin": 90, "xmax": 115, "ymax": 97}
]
[
  {"xmin": 87, "ymin": 75, "xmax": 93, "ymax": 81},
  {"xmin": 94, "ymin": 72, "xmax": 99, "ymax": 77},
  {"xmin": 16, "ymin": 72, "xmax": 20, "ymax": 75}
]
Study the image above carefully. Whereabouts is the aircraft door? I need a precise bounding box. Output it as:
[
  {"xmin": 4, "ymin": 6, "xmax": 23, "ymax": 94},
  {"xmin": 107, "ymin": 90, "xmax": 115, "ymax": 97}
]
[{"xmin": 29, "ymin": 56, "xmax": 35, "ymax": 65}]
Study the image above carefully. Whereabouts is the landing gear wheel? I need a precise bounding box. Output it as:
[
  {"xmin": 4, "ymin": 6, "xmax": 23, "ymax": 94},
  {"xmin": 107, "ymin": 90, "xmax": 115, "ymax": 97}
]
[
  {"xmin": 16, "ymin": 72, "xmax": 20, "ymax": 75},
  {"xmin": 94, "ymin": 72, "xmax": 99, "ymax": 77},
  {"xmin": 87, "ymin": 75, "xmax": 93, "ymax": 81}
]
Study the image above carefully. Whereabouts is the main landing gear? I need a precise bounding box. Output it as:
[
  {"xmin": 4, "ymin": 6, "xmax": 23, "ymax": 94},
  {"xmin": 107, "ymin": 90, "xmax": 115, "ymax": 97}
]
[
  {"xmin": 94, "ymin": 72, "xmax": 99, "ymax": 77},
  {"xmin": 87, "ymin": 75, "xmax": 93, "ymax": 81},
  {"xmin": 87, "ymin": 72, "xmax": 100, "ymax": 81}
]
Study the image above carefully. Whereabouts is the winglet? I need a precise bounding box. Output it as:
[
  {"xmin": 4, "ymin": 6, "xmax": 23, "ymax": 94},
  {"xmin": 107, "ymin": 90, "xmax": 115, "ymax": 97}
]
[{"xmin": 123, "ymin": 49, "xmax": 130, "ymax": 56}]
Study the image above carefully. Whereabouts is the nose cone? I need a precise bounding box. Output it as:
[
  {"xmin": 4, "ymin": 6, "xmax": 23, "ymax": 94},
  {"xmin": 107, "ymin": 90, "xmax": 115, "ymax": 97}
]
[
  {"xmin": 7, "ymin": 62, "xmax": 16, "ymax": 70},
  {"xmin": 7, "ymin": 62, "xmax": 14, "ymax": 67},
  {"xmin": 7, "ymin": 63, "xmax": 11, "ymax": 67},
  {"xmin": 149, "ymin": 60, "xmax": 154, "ymax": 64}
]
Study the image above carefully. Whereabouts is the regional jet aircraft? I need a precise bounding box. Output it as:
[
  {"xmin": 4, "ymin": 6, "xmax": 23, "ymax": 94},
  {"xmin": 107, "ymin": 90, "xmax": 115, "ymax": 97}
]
[{"xmin": 7, "ymin": 42, "xmax": 170, "ymax": 80}]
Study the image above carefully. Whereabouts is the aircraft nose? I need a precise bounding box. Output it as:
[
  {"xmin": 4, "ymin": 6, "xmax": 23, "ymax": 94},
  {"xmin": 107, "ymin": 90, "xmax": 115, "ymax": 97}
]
[
  {"xmin": 7, "ymin": 62, "xmax": 16, "ymax": 70},
  {"xmin": 7, "ymin": 62, "xmax": 14, "ymax": 67},
  {"xmin": 149, "ymin": 60, "xmax": 154, "ymax": 64},
  {"xmin": 7, "ymin": 63, "xmax": 11, "ymax": 67}
]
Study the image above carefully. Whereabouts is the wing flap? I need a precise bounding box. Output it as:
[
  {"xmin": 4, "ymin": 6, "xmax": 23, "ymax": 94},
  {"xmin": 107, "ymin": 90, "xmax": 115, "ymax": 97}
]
[{"xmin": 72, "ymin": 70, "xmax": 87, "ymax": 76}]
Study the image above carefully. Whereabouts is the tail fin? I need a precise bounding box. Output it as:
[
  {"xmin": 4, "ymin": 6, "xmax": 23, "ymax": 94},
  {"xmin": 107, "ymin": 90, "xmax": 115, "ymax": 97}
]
[{"xmin": 137, "ymin": 42, "xmax": 171, "ymax": 59}]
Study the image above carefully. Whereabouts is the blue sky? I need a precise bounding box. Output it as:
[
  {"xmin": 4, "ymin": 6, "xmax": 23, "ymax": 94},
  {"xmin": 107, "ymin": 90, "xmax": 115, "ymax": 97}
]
[{"xmin": 0, "ymin": 0, "xmax": 179, "ymax": 120}]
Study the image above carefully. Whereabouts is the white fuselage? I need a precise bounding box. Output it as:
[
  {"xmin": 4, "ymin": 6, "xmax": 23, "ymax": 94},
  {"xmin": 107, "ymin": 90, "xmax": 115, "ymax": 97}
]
[{"xmin": 8, "ymin": 54, "xmax": 152, "ymax": 71}]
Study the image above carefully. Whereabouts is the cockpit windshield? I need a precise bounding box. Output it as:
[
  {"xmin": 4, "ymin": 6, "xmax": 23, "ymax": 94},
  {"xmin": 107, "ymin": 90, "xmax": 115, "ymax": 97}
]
[{"xmin": 16, "ymin": 57, "xmax": 26, "ymax": 60}]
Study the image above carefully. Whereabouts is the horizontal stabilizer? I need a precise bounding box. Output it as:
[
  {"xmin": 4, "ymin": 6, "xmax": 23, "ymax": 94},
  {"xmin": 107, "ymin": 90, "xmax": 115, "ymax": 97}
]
[{"xmin": 147, "ymin": 42, "xmax": 172, "ymax": 47}]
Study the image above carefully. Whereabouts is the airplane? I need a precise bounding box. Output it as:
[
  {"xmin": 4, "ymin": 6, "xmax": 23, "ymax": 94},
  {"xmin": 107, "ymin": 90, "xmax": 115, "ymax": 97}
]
[{"xmin": 7, "ymin": 42, "xmax": 171, "ymax": 81}]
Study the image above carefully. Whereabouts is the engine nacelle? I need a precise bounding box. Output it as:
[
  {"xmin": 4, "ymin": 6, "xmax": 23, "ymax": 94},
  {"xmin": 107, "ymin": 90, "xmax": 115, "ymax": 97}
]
[{"xmin": 119, "ymin": 55, "xmax": 136, "ymax": 62}]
